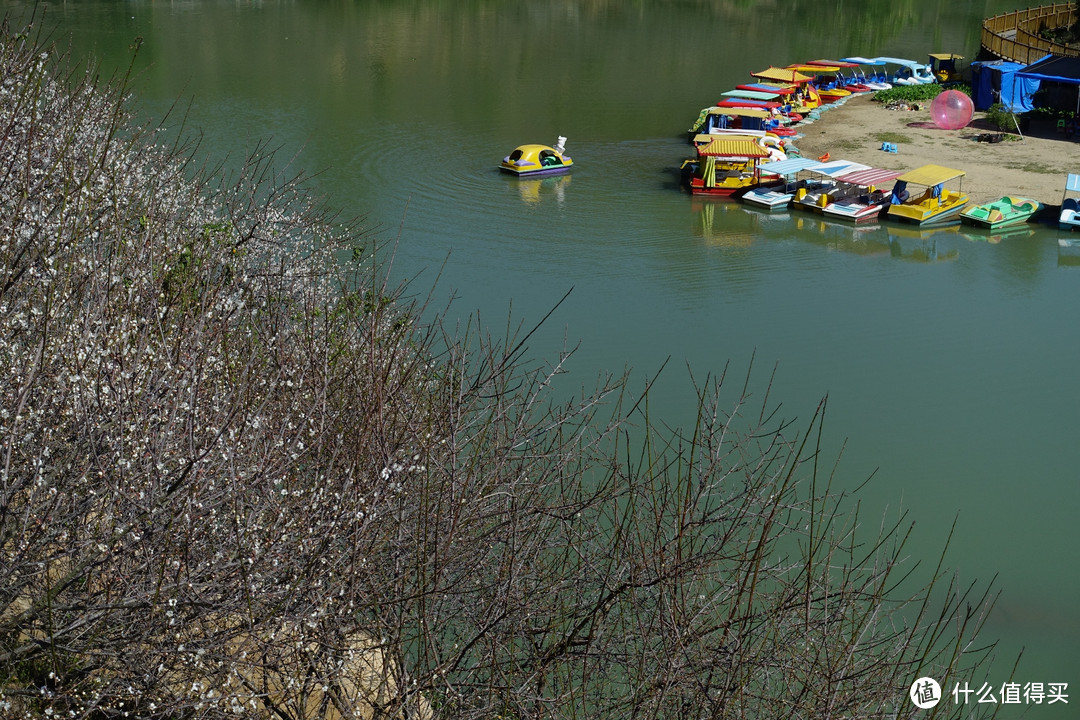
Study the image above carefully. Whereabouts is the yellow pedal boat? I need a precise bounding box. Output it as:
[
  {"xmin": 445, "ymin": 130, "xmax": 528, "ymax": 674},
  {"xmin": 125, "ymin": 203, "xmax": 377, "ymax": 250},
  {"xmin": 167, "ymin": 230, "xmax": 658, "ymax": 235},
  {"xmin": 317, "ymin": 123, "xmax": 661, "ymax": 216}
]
[
  {"xmin": 885, "ymin": 164, "xmax": 968, "ymax": 225},
  {"xmin": 500, "ymin": 137, "xmax": 573, "ymax": 177}
]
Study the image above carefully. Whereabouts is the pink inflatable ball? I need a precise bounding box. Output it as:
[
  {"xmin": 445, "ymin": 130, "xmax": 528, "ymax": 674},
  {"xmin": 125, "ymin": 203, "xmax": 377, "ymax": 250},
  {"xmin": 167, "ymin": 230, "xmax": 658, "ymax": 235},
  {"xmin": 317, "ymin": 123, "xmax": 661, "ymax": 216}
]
[{"xmin": 930, "ymin": 89, "xmax": 974, "ymax": 130}]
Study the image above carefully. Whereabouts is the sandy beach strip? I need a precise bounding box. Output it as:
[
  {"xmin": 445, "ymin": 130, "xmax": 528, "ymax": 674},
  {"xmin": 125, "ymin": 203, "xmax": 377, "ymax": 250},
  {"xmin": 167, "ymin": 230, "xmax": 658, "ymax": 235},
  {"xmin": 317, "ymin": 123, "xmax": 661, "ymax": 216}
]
[{"xmin": 787, "ymin": 93, "xmax": 1077, "ymax": 208}]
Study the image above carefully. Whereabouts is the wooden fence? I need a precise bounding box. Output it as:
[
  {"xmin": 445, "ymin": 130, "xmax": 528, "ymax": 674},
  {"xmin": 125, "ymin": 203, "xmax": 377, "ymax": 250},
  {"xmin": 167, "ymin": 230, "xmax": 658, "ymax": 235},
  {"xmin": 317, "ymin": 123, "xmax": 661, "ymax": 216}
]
[{"xmin": 982, "ymin": 3, "xmax": 1080, "ymax": 64}]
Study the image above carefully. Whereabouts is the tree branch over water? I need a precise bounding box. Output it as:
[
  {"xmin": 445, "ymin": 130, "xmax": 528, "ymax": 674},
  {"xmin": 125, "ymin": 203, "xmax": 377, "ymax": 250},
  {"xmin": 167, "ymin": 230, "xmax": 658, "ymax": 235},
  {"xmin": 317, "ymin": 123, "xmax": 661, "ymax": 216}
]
[{"xmin": 0, "ymin": 20, "xmax": 1000, "ymax": 720}]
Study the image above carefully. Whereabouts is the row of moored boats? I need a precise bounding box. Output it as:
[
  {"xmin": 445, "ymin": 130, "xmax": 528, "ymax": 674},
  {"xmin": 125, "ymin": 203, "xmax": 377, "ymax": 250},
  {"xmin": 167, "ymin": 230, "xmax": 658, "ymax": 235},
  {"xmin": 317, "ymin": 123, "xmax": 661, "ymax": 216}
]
[
  {"xmin": 496, "ymin": 56, "xmax": 1080, "ymax": 233},
  {"xmin": 681, "ymin": 56, "xmax": 1066, "ymax": 231}
]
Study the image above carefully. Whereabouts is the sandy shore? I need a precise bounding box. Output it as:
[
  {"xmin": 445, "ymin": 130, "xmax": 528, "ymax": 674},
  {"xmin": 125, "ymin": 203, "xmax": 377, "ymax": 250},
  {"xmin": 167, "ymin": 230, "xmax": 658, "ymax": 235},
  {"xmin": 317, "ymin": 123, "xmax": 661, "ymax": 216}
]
[{"xmin": 788, "ymin": 93, "xmax": 1076, "ymax": 208}]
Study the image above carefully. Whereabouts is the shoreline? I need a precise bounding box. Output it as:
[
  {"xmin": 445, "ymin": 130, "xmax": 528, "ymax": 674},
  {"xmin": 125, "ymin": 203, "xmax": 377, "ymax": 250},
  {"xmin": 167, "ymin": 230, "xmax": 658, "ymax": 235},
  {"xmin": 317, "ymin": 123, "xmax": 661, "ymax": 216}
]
[{"xmin": 785, "ymin": 93, "xmax": 1075, "ymax": 209}]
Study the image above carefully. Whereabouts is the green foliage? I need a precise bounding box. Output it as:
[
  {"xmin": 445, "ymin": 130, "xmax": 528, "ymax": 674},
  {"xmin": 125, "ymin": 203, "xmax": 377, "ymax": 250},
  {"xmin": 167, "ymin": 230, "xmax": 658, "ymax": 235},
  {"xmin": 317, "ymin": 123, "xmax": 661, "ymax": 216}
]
[
  {"xmin": 1027, "ymin": 105, "xmax": 1073, "ymax": 120},
  {"xmin": 985, "ymin": 102, "xmax": 1020, "ymax": 131},
  {"xmin": 872, "ymin": 83, "xmax": 947, "ymax": 104}
]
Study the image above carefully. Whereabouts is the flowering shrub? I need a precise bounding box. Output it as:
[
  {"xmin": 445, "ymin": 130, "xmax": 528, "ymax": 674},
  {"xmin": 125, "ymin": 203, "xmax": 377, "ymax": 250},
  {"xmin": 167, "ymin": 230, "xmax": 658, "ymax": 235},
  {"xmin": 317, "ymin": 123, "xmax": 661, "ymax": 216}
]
[{"xmin": 0, "ymin": 20, "xmax": 1002, "ymax": 720}]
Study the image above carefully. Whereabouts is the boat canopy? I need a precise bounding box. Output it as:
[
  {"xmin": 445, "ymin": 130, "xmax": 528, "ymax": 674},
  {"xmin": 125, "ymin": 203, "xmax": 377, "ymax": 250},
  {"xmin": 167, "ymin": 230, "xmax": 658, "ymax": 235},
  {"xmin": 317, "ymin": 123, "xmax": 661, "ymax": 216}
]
[
  {"xmin": 1067, "ymin": 173, "xmax": 1080, "ymax": 193},
  {"xmin": 873, "ymin": 57, "xmax": 925, "ymax": 69},
  {"xmin": 788, "ymin": 64, "xmax": 839, "ymax": 73},
  {"xmin": 758, "ymin": 157, "xmax": 827, "ymax": 177},
  {"xmin": 697, "ymin": 137, "xmax": 772, "ymax": 158},
  {"xmin": 717, "ymin": 98, "xmax": 783, "ymax": 109},
  {"xmin": 835, "ymin": 167, "xmax": 903, "ymax": 187},
  {"xmin": 897, "ymin": 164, "xmax": 965, "ymax": 186},
  {"xmin": 721, "ymin": 89, "xmax": 783, "ymax": 101},
  {"xmin": 842, "ymin": 57, "xmax": 886, "ymax": 66},
  {"xmin": 737, "ymin": 82, "xmax": 796, "ymax": 93},
  {"xmin": 706, "ymin": 106, "xmax": 771, "ymax": 119},
  {"xmin": 810, "ymin": 159, "xmax": 872, "ymax": 177},
  {"xmin": 806, "ymin": 59, "xmax": 859, "ymax": 68},
  {"xmin": 751, "ymin": 67, "xmax": 812, "ymax": 84}
]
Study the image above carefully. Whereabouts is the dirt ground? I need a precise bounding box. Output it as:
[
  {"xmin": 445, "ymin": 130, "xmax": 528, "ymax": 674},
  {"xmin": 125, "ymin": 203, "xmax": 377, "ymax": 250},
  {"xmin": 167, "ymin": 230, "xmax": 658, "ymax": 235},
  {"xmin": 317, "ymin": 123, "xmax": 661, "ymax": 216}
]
[{"xmin": 789, "ymin": 93, "xmax": 1077, "ymax": 208}]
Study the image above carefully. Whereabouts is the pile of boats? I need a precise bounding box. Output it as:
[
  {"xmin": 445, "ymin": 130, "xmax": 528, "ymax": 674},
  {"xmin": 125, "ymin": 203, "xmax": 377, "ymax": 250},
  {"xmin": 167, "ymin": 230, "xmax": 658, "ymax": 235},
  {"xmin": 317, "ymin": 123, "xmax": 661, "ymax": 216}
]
[{"xmin": 680, "ymin": 56, "xmax": 1052, "ymax": 231}]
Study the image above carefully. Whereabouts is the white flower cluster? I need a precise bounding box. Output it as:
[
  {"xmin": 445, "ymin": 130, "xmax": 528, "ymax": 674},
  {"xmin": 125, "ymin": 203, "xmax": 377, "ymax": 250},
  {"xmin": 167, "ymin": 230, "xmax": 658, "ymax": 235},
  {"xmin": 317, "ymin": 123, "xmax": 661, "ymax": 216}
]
[{"xmin": 0, "ymin": 24, "xmax": 445, "ymax": 720}]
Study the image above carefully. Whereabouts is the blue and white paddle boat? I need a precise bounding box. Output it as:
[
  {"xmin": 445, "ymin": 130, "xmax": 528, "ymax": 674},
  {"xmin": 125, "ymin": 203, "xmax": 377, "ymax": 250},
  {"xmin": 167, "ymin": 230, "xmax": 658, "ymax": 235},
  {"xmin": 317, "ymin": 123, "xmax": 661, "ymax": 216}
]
[{"xmin": 1059, "ymin": 173, "xmax": 1080, "ymax": 231}]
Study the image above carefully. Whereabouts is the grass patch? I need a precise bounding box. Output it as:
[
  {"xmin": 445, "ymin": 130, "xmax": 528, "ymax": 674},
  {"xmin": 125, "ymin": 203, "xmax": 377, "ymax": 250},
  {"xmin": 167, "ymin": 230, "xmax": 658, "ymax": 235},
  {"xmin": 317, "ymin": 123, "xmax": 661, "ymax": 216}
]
[
  {"xmin": 873, "ymin": 131, "xmax": 911, "ymax": 144},
  {"xmin": 831, "ymin": 138, "xmax": 863, "ymax": 151},
  {"xmin": 1005, "ymin": 160, "xmax": 1060, "ymax": 174}
]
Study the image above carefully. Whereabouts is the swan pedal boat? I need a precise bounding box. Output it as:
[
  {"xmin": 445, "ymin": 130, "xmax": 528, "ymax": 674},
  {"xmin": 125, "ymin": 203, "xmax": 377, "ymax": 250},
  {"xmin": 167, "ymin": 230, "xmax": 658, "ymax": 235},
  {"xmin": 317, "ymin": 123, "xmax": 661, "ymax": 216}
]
[
  {"xmin": 873, "ymin": 57, "xmax": 936, "ymax": 85},
  {"xmin": 500, "ymin": 141, "xmax": 573, "ymax": 177},
  {"xmin": 959, "ymin": 196, "xmax": 1043, "ymax": 230}
]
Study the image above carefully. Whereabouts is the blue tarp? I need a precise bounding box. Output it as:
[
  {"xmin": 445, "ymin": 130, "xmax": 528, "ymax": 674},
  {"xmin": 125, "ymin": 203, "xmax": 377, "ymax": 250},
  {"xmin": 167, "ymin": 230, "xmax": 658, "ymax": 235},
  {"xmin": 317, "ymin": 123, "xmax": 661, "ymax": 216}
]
[
  {"xmin": 1017, "ymin": 54, "xmax": 1080, "ymax": 85},
  {"xmin": 1017, "ymin": 54, "xmax": 1080, "ymax": 114},
  {"xmin": 970, "ymin": 60, "xmax": 1038, "ymax": 112}
]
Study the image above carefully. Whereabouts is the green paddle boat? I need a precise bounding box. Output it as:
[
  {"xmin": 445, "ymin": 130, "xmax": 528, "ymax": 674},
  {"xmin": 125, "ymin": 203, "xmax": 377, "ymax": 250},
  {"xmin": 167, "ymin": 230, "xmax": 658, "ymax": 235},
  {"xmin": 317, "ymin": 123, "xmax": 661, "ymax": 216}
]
[{"xmin": 959, "ymin": 195, "xmax": 1043, "ymax": 230}]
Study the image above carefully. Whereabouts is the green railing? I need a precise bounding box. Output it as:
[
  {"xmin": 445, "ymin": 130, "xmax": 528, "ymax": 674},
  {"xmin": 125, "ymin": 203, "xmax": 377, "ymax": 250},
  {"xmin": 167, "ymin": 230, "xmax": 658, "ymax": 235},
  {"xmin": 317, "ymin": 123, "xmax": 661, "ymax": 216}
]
[{"xmin": 982, "ymin": 3, "xmax": 1080, "ymax": 63}]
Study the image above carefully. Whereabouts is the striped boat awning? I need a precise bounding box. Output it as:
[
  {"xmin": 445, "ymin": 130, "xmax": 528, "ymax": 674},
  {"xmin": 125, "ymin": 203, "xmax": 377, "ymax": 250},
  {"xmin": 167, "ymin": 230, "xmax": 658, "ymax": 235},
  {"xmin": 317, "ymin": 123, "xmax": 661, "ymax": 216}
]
[
  {"xmin": 697, "ymin": 137, "xmax": 772, "ymax": 158},
  {"xmin": 836, "ymin": 168, "xmax": 903, "ymax": 187},
  {"xmin": 1067, "ymin": 173, "xmax": 1080, "ymax": 193},
  {"xmin": 758, "ymin": 157, "xmax": 827, "ymax": 176},
  {"xmin": 707, "ymin": 106, "xmax": 771, "ymax": 119},
  {"xmin": 812, "ymin": 159, "xmax": 872, "ymax": 177},
  {"xmin": 788, "ymin": 64, "xmax": 839, "ymax": 73},
  {"xmin": 751, "ymin": 66, "xmax": 812, "ymax": 84}
]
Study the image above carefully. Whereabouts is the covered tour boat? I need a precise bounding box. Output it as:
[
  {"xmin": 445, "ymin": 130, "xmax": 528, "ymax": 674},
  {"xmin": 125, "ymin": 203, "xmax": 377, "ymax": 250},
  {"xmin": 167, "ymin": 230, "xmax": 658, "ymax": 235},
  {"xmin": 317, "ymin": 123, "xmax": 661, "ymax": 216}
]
[{"xmin": 684, "ymin": 136, "xmax": 773, "ymax": 198}]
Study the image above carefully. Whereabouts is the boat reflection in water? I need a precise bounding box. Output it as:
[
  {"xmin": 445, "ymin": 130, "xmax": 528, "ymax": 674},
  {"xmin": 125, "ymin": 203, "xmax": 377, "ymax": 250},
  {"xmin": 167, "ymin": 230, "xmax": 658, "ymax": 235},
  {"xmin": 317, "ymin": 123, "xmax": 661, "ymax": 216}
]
[
  {"xmin": 504, "ymin": 173, "xmax": 571, "ymax": 206},
  {"xmin": 1058, "ymin": 236, "xmax": 1080, "ymax": 267},
  {"xmin": 691, "ymin": 196, "xmax": 786, "ymax": 247},
  {"xmin": 790, "ymin": 214, "xmax": 891, "ymax": 257},
  {"xmin": 960, "ymin": 224, "xmax": 1038, "ymax": 245},
  {"xmin": 886, "ymin": 222, "xmax": 961, "ymax": 263}
]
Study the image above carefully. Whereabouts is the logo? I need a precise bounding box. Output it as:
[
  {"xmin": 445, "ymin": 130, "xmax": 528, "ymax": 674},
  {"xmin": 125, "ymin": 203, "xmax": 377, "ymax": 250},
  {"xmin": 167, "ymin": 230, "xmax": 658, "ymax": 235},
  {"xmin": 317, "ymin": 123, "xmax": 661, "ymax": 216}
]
[{"xmin": 910, "ymin": 677, "xmax": 942, "ymax": 709}]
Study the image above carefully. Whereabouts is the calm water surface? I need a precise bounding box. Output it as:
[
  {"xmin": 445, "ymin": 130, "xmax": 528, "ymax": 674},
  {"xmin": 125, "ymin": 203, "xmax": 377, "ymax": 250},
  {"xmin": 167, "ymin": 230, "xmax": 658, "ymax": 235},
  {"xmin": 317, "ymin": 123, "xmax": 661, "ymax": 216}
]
[{"xmin": 6, "ymin": 0, "xmax": 1078, "ymax": 714}]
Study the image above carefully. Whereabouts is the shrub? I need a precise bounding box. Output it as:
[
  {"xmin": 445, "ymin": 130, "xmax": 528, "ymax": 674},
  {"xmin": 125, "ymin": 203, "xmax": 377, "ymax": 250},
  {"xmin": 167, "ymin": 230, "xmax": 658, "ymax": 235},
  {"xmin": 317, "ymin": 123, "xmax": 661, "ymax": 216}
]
[
  {"xmin": 0, "ymin": 20, "xmax": 1002, "ymax": 720},
  {"xmin": 873, "ymin": 83, "xmax": 946, "ymax": 104},
  {"xmin": 985, "ymin": 102, "xmax": 1020, "ymax": 131}
]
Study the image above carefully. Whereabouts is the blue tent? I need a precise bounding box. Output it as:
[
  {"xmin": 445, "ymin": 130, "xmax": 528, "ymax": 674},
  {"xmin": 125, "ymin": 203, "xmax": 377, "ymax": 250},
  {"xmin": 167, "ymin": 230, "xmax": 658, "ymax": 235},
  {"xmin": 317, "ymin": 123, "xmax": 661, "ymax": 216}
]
[
  {"xmin": 1017, "ymin": 54, "xmax": 1080, "ymax": 114},
  {"xmin": 970, "ymin": 60, "xmax": 1038, "ymax": 112}
]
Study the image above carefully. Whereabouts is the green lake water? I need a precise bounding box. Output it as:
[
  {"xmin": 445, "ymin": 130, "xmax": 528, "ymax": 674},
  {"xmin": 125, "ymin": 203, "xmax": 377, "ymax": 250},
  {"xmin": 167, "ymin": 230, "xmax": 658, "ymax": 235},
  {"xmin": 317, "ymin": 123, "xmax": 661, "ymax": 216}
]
[{"xmin": 4, "ymin": 0, "xmax": 1077, "ymax": 715}]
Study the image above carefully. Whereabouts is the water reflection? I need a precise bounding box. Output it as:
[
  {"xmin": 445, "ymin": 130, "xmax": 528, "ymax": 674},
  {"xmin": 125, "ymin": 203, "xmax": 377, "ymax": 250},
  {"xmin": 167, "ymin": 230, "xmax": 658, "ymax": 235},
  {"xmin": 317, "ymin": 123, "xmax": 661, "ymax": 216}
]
[
  {"xmin": 959, "ymin": 225, "xmax": 1038, "ymax": 244},
  {"xmin": 1058, "ymin": 237, "xmax": 1080, "ymax": 266},
  {"xmin": 789, "ymin": 214, "xmax": 892, "ymax": 257},
  {"xmin": 689, "ymin": 198, "xmax": 775, "ymax": 247},
  {"xmin": 504, "ymin": 173, "xmax": 572, "ymax": 206},
  {"xmin": 885, "ymin": 223, "xmax": 961, "ymax": 262}
]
